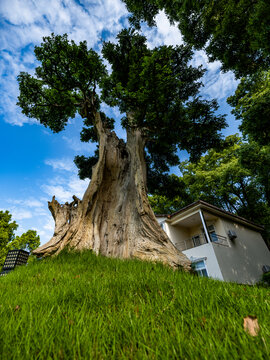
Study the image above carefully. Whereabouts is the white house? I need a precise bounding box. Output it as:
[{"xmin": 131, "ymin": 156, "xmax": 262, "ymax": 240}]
[{"xmin": 156, "ymin": 200, "xmax": 270, "ymax": 284}]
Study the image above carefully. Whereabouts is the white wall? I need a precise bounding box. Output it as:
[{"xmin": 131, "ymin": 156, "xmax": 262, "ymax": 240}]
[
  {"xmin": 156, "ymin": 218, "xmax": 190, "ymax": 251},
  {"xmin": 165, "ymin": 225, "xmax": 190, "ymax": 251},
  {"xmin": 213, "ymin": 219, "xmax": 270, "ymax": 284},
  {"xmin": 183, "ymin": 243, "xmax": 223, "ymax": 281}
]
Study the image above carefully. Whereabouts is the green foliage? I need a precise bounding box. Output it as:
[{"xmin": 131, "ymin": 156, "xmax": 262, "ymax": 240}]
[
  {"xmin": 74, "ymin": 152, "xmax": 99, "ymax": 180},
  {"xmin": 123, "ymin": 0, "xmax": 270, "ymax": 77},
  {"xmin": 0, "ymin": 211, "xmax": 40, "ymax": 267},
  {"xmin": 151, "ymin": 135, "xmax": 254, "ymax": 215},
  {"xmin": 148, "ymin": 173, "xmax": 193, "ymax": 214},
  {"xmin": 102, "ymin": 29, "xmax": 226, "ymax": 159},
  {"xmin": 17, "ymin": 33, "xmax": 107, "ymax": 133},
  {"xmin": 11, "ymin": 230, "xmax": 40, "ymax": 253},
  {"xmin": 0, "ymin": 250, "xmax": 269, "ymax": 359},
  {"xmin": 101, "ymin": 28, "xmax": 226, "ymax": 184},
  {"xmin": 180, "ymin": 135, "xmax": 262, "ymax": 215},
  {"xmin": 149, "ymin": 194, "xmax": 189, "ymax": 214},
  {"xmin": 228, "ymin": 70, "xmax": 270, "ymax": 145},
  {"xmin": 238, "ymin": 142, "xmax": 270, "ymax": 206}
]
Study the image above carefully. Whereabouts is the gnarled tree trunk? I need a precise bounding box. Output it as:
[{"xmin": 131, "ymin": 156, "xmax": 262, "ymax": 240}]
[{"xmin": 33, "ymin": 113, "xmax": 191, "ymax": 270}]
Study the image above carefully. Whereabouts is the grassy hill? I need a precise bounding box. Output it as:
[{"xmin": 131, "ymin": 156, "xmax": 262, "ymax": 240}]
[{"xmin": 0, "ymin": 251, "xmax": 269, "ymax": 359}]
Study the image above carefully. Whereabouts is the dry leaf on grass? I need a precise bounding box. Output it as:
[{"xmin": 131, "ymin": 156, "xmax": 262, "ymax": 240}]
[
  {"xmin": 199, "ymin": 316, "xmax": 207, "ymax": 328},
  {"xmin": 243, "ymin": 316, "xmax": 260, "ymax": 336}
]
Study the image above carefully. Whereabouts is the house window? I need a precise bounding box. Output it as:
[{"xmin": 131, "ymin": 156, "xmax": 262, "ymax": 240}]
[
  {"xmin": 192, "ymin": 235, "xmax": 201, "ymax": 247},
  {"xmin": 193, "ymin": 260, "xmax": 208, "ymax": 277},
  {"xmin": 208, "ymin": 225, "xmax": 218, "ymax": 242}
]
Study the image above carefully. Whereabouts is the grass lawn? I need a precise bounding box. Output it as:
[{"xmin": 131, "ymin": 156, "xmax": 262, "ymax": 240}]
[{"xmin": 0, "ymin": 250, "xmax": 269, "ymax": 359}]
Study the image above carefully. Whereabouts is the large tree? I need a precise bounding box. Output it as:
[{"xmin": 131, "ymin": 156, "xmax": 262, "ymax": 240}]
[
  {"xmin": 123, "ymin": 0, "xmax": 270, "ymax": 77},
  {"xmin": 17, "ymin": 30, "xmax": 226, "ymax": 269}
]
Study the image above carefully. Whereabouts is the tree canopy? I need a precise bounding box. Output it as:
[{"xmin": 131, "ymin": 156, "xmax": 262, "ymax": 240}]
[
  {"xmin": 18, "ymin": 30, "xmax": 226, "ymax": 191},
  {"xmin": 0, "ymin": 210, "xmax": 40, "ymax": 267},
  {"xmin": 123, "ymin": 0, "xmax": 270, "ymax": 77},
  {"xmin": 180, "ymin": 135, "xmax": 267, "ymax": 217}
]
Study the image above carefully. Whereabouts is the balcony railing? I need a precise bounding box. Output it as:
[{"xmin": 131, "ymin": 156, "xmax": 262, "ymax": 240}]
[
  {"xmin": 211, "ymin": 234, "xmax": 230, "ymax": 247},
  {"xmin": 181, "ymin": 233, "xmax": 229, "ymax": 251}
]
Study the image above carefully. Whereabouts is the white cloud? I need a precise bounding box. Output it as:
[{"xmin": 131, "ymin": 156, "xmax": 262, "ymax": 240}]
[
  {"xmin": 144, "ymin": 11, "xmax": 183, "ymax": 49},
  {"xmin": 155, "ymin": 11, "xmax": 183, "ymax": 46},
  {"xmin": 190, "ymin": 50, "xmax": 239, "ymax": 101},
  {"xmin": 12, "ymin": 208, "xmax": 33, "ymax": 220},
  {"xmin": 62, "ymin": 135, "xmax": 96, "ymax": 152},
  {"xmin": 67, "ymin": 176, "xmax": 89, "ymax": 196},
  {"xmin": 7, "ymin": 198, "xmax": 44, "ymax": 208},
  {"xmin": 191, "ymin": 50, "xmax": 220, "ymax": 72},
  {"xmin": 42, "ymin": 185, "xmax": 73, "ymax": 203},
  {"xmin": 202, "ymin": 70, "xmax": 239, "ymax": 100},
  {"xmin": 43, "ymin": 218, "xmax": 55, "ymax": 232},
  {"xmin": 25, "ymin": 199, "xmax": 44, "ymax": 208},
  {"xmin": 45, "ymin": 157, "xmax": 76, "ymax": 172},
  {"xmin": 42, "ymin": 174, "xmax": 89, "ymax": 203}
]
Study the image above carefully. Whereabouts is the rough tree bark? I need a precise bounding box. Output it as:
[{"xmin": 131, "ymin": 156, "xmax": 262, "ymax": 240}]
[{"xmin": 33, "ymin": 112, "xmax": 191, "ymax": 270}]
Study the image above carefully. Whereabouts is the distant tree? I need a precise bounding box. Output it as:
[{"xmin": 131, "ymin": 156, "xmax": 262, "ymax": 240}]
[
  {"xmin": 180, "ymin": 135, "xmax": 266, "ymax": 217},
  {"xmin": 148, "ymin": 174, "xmax": 193, "ymax": 214},
  {"xmin": 123, "ymin": 0, "xmax": 270, "ymax": 77},
  {"xmin": 17, "ymin": 30, "xmax": 226, "ymax": 268},
  {"xmin": 148, "ymin": 194, "xmax": 187, "ymax": 215},
  {"xmin": 238, "ymin": 141, "xmax": 270, "ymax": 214},
  {"xmin": 0, "ymin": 211, "xmax": 40, "ymax": 267},
  {"xmin": 227, "ymin": 70, "xmax": 270, "ymax": 145}
]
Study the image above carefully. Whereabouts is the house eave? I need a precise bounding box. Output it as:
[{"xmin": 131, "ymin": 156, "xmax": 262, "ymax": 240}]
[{"xmin": 166, "ymin": 200, "xmax": 264, "ymax": 232}]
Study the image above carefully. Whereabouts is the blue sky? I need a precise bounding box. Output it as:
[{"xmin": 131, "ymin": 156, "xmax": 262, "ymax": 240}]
[{"xmin": 0, "ymin": 0, "xmax": 240, "ymax": 246}]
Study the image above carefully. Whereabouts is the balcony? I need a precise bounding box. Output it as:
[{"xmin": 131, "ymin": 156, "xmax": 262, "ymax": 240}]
[{"xmin": 182, "ymin": 232, "xmax": 229, "ymax": 251}]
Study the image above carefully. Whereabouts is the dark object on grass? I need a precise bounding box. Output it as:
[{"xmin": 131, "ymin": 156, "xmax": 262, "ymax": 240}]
[
  {"xmin": 262, "ymin": 271, "xmax": 270, "ymax": 286},
  {"xmin": 0, "ymin": 250, "xmax": 29, "ymax": 276}
]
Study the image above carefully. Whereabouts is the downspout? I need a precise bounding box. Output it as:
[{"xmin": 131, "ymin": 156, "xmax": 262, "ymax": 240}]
[{"xmin": 199, "ymin": 209, "xmax": 211, "ymax": 244}]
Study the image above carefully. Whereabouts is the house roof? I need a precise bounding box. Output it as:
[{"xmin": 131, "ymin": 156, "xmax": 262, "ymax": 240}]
[{"xmin": 159, "ymin": 200, "xmax": 264, "ymax": 231}]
